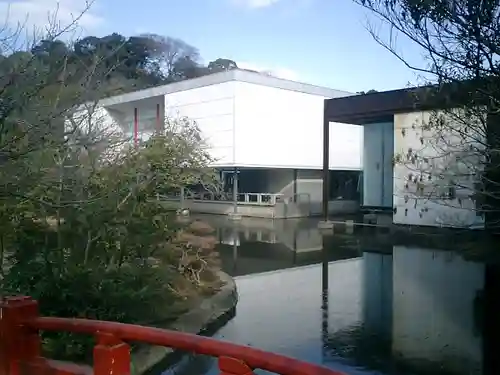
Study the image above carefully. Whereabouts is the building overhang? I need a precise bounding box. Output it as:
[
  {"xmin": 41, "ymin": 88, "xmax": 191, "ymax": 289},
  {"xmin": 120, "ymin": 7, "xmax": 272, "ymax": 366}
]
[
  {"xmin": 320, "ymin": 81, "xmax": 480, "ymax": 219},
  {"xmin": 324, "ymin": 79, "xmax": 493, "ymax": 125},
  {"xmin": 97, "ymin": 69, "xmax": 354, "ymax": 108},
  {"xmin": 324, "ymin": 86, "xmax": 441, "ymax": 125},
  {"xmin": 104, "ymin": 95, "xmax": 164, "ymax": 116}
]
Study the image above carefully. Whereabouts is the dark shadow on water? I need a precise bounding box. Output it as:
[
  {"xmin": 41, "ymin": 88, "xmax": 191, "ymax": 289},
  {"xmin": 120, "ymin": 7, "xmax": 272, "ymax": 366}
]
[
  {"xmin": 161, "ymin": 214, "xmax": 500, "ymax": 375},
  {"xmin": 151, "ymin": 307, "xmax": 236, "ymax": 375}
]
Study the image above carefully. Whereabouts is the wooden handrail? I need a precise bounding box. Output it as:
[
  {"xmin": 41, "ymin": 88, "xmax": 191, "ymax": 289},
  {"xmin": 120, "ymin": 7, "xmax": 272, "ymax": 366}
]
[{"xmin": 0, "ymin": 296, "xmax": 346, "ymax": 375}]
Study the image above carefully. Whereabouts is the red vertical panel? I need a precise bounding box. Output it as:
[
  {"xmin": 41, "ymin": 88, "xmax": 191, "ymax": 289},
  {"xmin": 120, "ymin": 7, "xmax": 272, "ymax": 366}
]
[
  {"xmin": 0, "ymin": 296, "xmax": 41, "ymax": 375},
  {"xmin": 133, "ymin": 107, "xmax": 138, "ymax": 147}
]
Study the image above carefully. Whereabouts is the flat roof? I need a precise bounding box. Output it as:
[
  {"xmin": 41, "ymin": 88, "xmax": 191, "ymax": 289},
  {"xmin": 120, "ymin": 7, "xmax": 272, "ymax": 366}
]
[
  {"xmin": 324, "ymin": 86, "xmax": 440, "ymax": 125},
  {"xmin": 99, "ymin": 69, "xmax": 354, "ymax": 107},
  {"xmin": 324, "ymin": 81, "xmax": 481, "ymax": 124}
]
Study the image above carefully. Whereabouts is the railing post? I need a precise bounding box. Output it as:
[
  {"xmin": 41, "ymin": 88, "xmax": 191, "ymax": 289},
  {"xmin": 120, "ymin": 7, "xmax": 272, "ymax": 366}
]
[
  {"xmin": 93, "ymin": 332, "xmax": 130, "ymax": 375},
  {"xmin": 0, "ymin": 296, "xmax": 41, "ymax": 375},
  {"xmin": 218, "ymin": 356, "xmax": 254, "ymax": 375}
]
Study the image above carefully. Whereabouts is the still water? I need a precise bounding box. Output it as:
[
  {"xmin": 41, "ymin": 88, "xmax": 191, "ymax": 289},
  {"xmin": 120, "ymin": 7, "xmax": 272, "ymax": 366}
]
[{"xmin": 167, "ymin": 214, "xmax": 500, "ymax": 375}]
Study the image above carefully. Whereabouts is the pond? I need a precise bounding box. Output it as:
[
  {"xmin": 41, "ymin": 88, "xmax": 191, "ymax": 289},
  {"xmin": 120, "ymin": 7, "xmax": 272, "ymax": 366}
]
[{"xmin": 165, "ymin": 214, "xmax": 500, "ymax": 375}]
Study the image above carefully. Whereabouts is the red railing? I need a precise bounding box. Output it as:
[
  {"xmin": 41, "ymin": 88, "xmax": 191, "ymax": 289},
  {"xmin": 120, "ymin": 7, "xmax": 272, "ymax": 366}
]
[{"xmin": 0, "ymin": 296, "xmax": 346, "ymax": 375}]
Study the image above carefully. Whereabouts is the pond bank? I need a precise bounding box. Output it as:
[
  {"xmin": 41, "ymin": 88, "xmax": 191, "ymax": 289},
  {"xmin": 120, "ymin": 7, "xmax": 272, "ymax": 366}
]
[{"xmin": 132, "ymin": 271, "xmax": 238, "ymax": 375}]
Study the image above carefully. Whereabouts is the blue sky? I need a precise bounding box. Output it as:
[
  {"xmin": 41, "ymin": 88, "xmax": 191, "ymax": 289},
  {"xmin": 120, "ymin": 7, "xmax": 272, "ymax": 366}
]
[{"xmin": 1, "ymin": 0, "xmax": 431, "ymax": 92}]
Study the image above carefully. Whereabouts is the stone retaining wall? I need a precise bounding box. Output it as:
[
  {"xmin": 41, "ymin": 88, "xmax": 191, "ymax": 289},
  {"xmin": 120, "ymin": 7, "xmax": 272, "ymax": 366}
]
[{"xmin": 132, "ymin": 271, "xmax": 238, "ymax": 375}]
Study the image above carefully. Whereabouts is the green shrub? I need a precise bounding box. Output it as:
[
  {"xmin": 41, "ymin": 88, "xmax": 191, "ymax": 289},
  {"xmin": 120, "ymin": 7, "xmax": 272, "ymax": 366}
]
[
  {"xmin": 3, "ymin": 245, "xmax": 182, "ymax": 361},
  {"xmin": 0, "ymin": 130, "xmax": 221, "ymax": 362}
]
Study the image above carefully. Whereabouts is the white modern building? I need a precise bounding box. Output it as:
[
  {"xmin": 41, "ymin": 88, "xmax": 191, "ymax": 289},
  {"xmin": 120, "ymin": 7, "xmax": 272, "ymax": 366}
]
[
  {"xmin": 324, "ymin": 87, "xmax": 486, "ymax": 229},
  {"xmin": 75, "ymin": 69, "xmax": 364, "ymax": 218}
]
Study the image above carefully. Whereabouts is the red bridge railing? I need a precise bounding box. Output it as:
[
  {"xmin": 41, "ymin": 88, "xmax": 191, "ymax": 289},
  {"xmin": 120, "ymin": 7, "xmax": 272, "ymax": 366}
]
[{"xmin": 0, "ymin": 296, "xmax": 346, "ymax": 375}]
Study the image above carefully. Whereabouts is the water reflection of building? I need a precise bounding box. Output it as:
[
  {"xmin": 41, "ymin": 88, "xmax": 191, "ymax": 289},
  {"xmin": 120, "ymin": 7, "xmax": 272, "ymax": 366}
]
[
  {"xmin": 215, "ymin": 217, "xmax": 326, "ymax": 276},
  {"xmin": 213, "ymin": 259, "xmax": 364, "ymax": 368},
  {"xmin": 198, "ymin": 215, "xmax": 360, "ymax": 276},
  {"xmin": 322, "ymin": 251, "xmax": 393, "ymax": 371},
  {"xmin": 196, "ymin": 213, "xmax": 497, "ymax": 374},
  {"xmin": 215, "ymin": 216, "xmax": 322, "ymax": 252},
  {"xmin": 323, "ymin": 246, "xmax": 491, "ymax": 375},
  {"xmin": 363, "ymin": 252, "xmax": 392, "ymax": 338},
  {"xmin": 392, "ymin": 246, "xmax": 484, "ymax": 375}
]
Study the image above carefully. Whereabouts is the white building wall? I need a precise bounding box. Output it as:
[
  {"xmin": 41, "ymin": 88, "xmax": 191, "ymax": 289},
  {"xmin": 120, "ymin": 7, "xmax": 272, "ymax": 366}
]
[
  {"xmin": 163, "ymin": 82, "xmax": 236, "ymax": 167},
  {"xmin": 93, "ymin": 76, "xmax": 362, "ymax": 171},
  {"xmin": 64, "ymin": 105, "xmax": 135, "ymax": 163},
  {"xmin": 261, "ymin": 168, "xmax": 342, "ymax": 202},
  {"xmin": 233, "ymin": 81, "xmax": 362, "ymax": 170},
  {"xmin": 296, "ymin": 169, "xmax": 323, "ymax": 201},
  {"xmin": 114, "ymin": 107, "xmax": 160, "ymax": 142},
  {"xmin": 66, "ymin": 105, "xmax": 122, "ymax": 137},
  {"xmin": 393, "ymin": 110, "xmax": 485, "ymax": 229}
]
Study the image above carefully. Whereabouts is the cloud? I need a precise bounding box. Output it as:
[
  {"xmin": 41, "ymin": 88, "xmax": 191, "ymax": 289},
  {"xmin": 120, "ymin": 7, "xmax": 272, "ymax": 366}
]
[
  {"xmin": 238, "ymin": 61, "xmax": 300, "ymax": 81},
  {"xmin": 230, "ymin": 0, "xmax": 313, "ymax": 10},
  {"xmin": 0, "ymin": 0, "xmax": 103, "ymax": 35},
  {"xmin": 230, "ymin": 0, "xmax": 281, "ymax": 9}
]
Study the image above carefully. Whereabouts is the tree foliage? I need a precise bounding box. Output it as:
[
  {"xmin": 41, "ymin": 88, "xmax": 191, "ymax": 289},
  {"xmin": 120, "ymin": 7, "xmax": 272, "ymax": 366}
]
[
  {"xmin": 0, "ymin": 8, "xmax": 226, "ymax": 361},
  {"xmin": 356, "ymin": 0, "xmax": 500, "ymax": 230}
]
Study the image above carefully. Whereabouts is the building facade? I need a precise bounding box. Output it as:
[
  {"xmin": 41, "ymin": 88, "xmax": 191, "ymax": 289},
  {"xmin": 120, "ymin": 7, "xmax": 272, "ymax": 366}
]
[
  {"xmin": 324, "ymin": 87, "xmax": 486, "ymax": 229},
  {"xmin": 70, "ymin": 69, "xmax": 364, "ymax": 218}
]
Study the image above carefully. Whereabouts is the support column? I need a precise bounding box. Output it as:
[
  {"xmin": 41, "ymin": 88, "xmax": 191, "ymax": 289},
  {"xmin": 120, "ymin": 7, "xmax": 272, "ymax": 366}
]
[
  {"xmin": 483, "ymin": 264, "xmax": 500, "ymax": 375},
  {"xmin": 133, "ymin": 107, "xmax": 139, "ymax": 148},
  {"xmin": 156, "ymin": 103, "xmax": 161, "ymax": 134},
  {"xmin": 228, "ymin": 168, "xmax": 241, "ymax": 220},
  {"xmin": 322, "ymin": 100, "xmax": 330, "ymax": 222},
  {"xmin": 180, "ymin": 187, "xmax": 185, "ymax": 210},
  {"xmin": 292, "ymin": 169, "xmax": 298, "ymax": 202},
  {"xmin": 233, "ymin": 167, "xmax": 239, "ymax": 214},
  {"xmin": 232, "ymin": 225, "xmax": 238, "ymax": 272},
  {"xmin": 321, "ymin": 237, "xmax": 330, "ymax": 358}
]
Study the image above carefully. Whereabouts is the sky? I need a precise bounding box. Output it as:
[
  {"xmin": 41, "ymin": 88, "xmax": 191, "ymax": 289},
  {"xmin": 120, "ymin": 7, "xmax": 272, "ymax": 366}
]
[{"xmin": 0, "ymin": 0, "xmax": 432, "ymax": 93}]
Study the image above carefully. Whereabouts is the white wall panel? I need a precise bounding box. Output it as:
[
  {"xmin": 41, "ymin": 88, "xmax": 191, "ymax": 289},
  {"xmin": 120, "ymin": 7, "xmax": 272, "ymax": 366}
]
[
  {"xmin": 164, "ymin": 82, "xmax": 236, "ymax": 166},
  {"xmin": 99, "ymin": 79, "xmax": 362, "ymax": 170},
  {"xmin": 393, "ymin": 111, "xmax": 484, "ymax": 228},
  {"xmin": 233, "ymin": 82, "xmax": 362, "ymax": 170}
]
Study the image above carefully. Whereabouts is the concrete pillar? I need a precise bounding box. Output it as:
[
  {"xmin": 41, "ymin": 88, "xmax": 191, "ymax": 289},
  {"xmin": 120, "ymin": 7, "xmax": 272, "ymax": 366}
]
[
  {"xmin": 321, "ymin": 238, "xmax": 329, "ymax": 356},
  {"xmin": 322, "ymin": 101, "xmax": 330, "ymax": 222},
  {"xmin": 233, "ymin": 167, "xmax": 238, "ymax": 214},
  {"xmin": 180, "ymin": 187, "xmax": 185, "ymax": 209},
  {"xmin": 346, "ymin": 219, "xmax": 354, "ymax": 234},
  {"xmin": 293, "ymin": 169, "xmax": 298, "ymax": 202},
  {"xmin": 133, "ymin": 107, "xmax": 138, "ymax": 147},
  {"xmin": 156, "ymin": 103, "xmax": 161, "ymax": 133},
  {"xmin": 232, "ymin": 226, "xmax": 238, "ymax": 271}
]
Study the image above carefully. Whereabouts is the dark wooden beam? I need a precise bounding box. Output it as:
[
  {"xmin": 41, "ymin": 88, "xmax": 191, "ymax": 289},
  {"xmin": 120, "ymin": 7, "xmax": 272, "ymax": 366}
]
[{"xmin": 324, "ymin": 80, "xmax": 491, "ymax": 124}]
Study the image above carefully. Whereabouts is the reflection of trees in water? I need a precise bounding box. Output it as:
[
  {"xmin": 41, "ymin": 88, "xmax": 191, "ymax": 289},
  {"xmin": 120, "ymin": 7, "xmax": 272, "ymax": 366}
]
[{"xmin": 323, "ymin": 324, "xmax": 477, "ymax": 375}]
